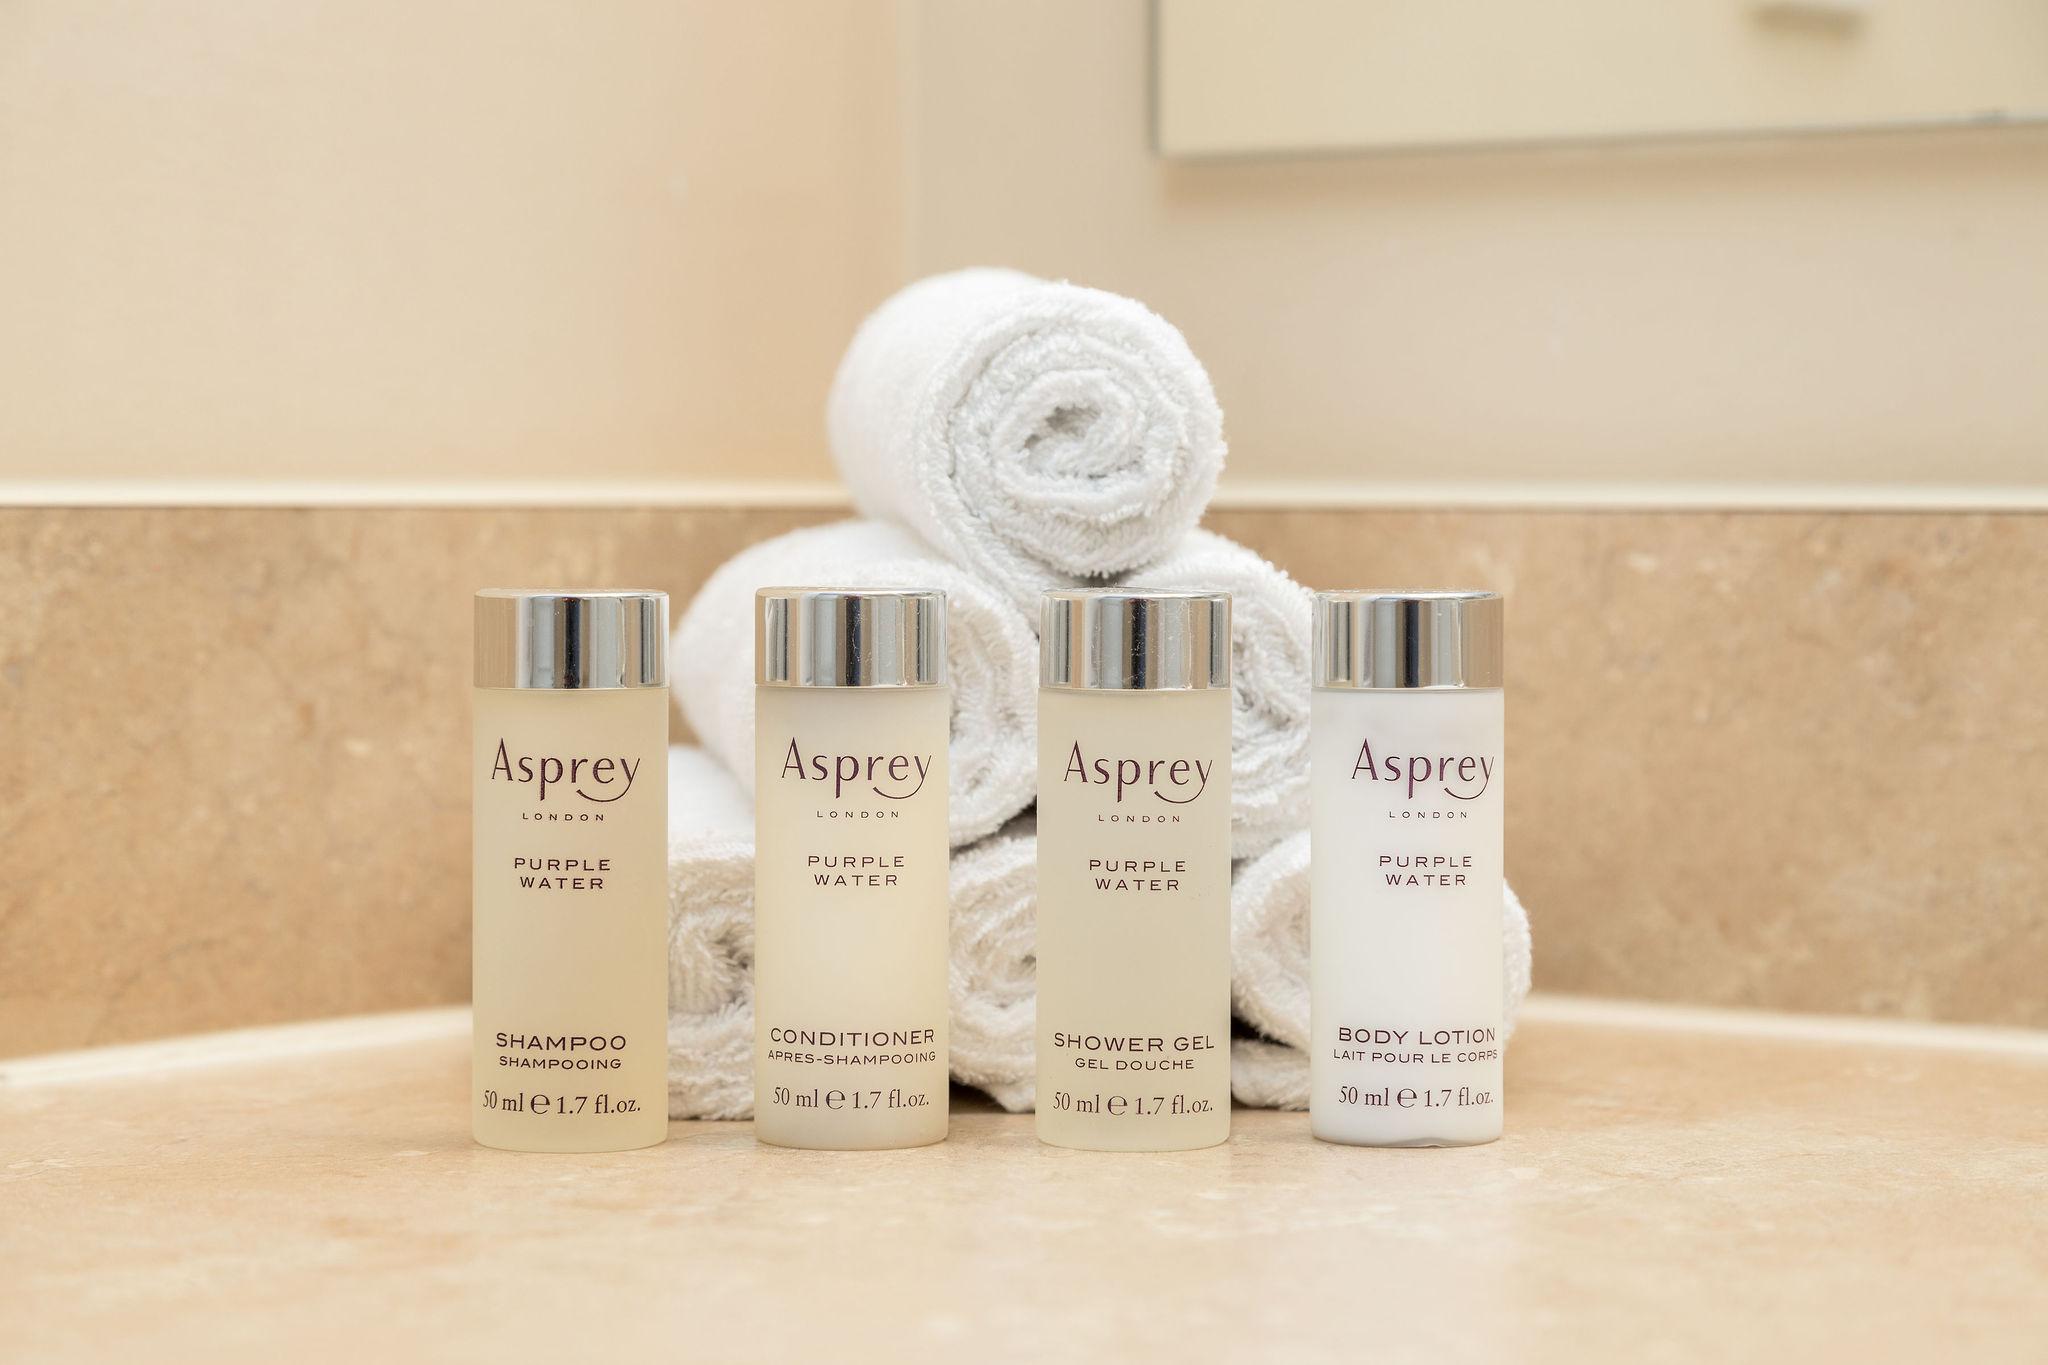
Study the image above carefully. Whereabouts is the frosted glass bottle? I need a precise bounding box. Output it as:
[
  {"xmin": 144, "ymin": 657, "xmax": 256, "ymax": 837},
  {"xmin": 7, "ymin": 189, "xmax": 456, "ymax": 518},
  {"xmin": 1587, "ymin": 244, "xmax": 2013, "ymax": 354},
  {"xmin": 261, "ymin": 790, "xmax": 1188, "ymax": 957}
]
[
  {"xmin": 753, "ymin": 589, "xmax": 951, "ymax": 1149},
  {"xmin": 1310, "ymin": 591, "xmax": 1505, "ymax": 1147},
  {"xmin": 1036, "ymin": 590, "xmax": 1233, "ymax": 1152},
  {"xmin": 472, "ymin": 590, "xmax": 670, "ymax": 1152}
]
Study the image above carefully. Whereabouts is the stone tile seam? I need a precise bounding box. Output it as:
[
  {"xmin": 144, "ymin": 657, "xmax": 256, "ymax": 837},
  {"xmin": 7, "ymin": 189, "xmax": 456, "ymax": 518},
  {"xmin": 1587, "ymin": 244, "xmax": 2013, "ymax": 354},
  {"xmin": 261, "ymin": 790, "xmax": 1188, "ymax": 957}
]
[
  {"xmin": 7, "ymin": 481, "xmax": 2048, "ymax": 511},
  {"xmin": 1522, "ymin": 993, "xmax": 2048, "ymax": 1061},
  {"xmin": 5, "ymin": 994, "xmax": 2045, "ymax": 1089},
  {"xmin": 0, "ymin": 1007, "xmax": 470, "ymax": 1087}
]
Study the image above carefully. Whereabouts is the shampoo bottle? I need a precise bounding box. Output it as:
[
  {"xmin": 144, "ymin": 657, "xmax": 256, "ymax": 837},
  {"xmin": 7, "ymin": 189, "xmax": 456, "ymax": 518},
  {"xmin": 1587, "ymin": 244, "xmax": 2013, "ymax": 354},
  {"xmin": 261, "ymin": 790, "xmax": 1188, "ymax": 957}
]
[
  {"xmin": 1310, "ymin": 590, "xmax": 1505, "ymax": 1146},
  {"xmin": 472, "ymin": 590, "xmax": 670, "ymax": 1152},
  {"xmin": 1035, "ymin": 590, "xmax": 1233, "ymax": 1151},
  {"xmin": 753, "ymin": 589, "xmax": 951, "ymax": 1149}
]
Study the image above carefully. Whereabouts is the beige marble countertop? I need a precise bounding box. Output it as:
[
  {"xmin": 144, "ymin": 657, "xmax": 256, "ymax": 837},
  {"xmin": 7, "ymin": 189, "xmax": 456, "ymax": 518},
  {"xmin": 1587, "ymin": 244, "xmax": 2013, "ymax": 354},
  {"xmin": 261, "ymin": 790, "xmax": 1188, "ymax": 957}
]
[{"xmin": 4, "ymin": 1000, "xmax": 2046, "ymax": 1364}]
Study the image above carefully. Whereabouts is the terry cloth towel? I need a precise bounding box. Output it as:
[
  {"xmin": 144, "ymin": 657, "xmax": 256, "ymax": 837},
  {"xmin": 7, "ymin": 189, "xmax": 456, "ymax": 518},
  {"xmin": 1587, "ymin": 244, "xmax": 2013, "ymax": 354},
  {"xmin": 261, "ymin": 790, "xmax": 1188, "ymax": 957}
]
[
  {"xmin": 665, "ymin": 746, "xmax": 1041, "ymax": 1115},
  {"xmin": 668, "ymin": 744, "xmax": 754, "ymax": 842},
  {"xmin": 1123, "ymin": 530, "xmax": 1312, "ymax": 860},
  {"xmin": 827, "ymin": 268, "xmax": 1226, "ymax": 614},
  {"xmin": 1227, "ymin": 830, "xmax": 1535, "ymax": 1110},
  {"xmin": 665, "ymin": 746, "xmax": 756, "ymax": 1121},
  {"xmin": 671, "ymin": 519, "xmax": 1037, "ymax": 847},
  {"xmin": 946, "ymin": 815, "xmax": 1038, "ymax": 1113}
]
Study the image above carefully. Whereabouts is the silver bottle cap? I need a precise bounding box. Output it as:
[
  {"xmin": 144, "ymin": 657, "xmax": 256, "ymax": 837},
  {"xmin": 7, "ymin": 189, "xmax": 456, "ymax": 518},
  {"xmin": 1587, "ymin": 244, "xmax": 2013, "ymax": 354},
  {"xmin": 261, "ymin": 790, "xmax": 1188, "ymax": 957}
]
[
  {"xmin": 756, "ymin": 588, "xmax": 947, "ymax": 688},
  {"xmin": 1313, "ymin": 590, "xmax": 1503, "ymax": 690},
  {"xmin": 1041, "ymin": 589, "xmax": 1231, "ymax": 691},
  {"xmin": 474, "ymin": 590, "xmax": 669, "ymax": 690}
]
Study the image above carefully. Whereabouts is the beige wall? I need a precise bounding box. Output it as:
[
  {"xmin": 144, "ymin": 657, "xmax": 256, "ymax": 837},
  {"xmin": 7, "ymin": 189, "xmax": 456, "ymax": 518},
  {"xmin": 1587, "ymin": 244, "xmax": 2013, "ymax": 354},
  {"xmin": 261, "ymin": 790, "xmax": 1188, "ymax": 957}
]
[
  {"xmin": 6, "ymin": 0, "xmax": 2045, "ymax": 492},
  {"xmin": 910, "ymin": 0, "xmax": 2048, "ymax": 488},
  {"xmin": 0, "ymin": 0, "xmax": 903, "ymax": 485}
]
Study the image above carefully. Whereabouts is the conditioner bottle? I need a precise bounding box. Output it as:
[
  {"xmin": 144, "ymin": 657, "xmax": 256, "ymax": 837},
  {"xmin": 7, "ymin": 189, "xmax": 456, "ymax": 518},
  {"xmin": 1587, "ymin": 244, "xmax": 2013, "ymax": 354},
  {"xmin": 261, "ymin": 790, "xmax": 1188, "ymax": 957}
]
[{"xmin": 753, "ymin": 589, "xmax": 951, "ymax": 1149}]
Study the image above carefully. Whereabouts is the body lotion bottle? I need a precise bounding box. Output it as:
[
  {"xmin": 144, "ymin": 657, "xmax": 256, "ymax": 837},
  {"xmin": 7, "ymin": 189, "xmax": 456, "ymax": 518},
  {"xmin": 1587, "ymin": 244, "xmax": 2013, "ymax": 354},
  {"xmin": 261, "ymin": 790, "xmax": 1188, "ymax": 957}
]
[
  {"xmin": 473, "ymin": 590, "xmax": 670, "ymax": 1152},
  {"xmin": 753, "ymin": 589, "xmax": 951, "ymax": 1149},
  {"xmin": 1036, "ymin": 590, "xmax": 1233, "ymax": 1152},
  {"xmin": 1310, "ymin": 590, "xmax": 1505, "ymax": 1147}
]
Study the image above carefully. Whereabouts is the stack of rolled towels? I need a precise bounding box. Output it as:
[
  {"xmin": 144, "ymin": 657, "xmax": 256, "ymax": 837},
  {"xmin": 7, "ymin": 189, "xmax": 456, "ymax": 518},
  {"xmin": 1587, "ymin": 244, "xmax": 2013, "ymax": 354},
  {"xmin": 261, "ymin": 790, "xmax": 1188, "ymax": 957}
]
[{"xmin": 665, "ymin": 267, "xmax": 1531, "ymax": 1118}]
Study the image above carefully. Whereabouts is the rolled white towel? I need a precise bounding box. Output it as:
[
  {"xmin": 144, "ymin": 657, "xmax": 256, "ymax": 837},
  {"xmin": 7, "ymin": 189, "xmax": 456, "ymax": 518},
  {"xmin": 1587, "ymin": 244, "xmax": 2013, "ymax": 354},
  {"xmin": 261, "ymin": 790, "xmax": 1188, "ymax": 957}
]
[
  {"xmin": 665, "ymin": 747, "xmax": 756, "ymax": 1121},
  {"xmin": 1227, "ymin": 831, "xmax": 1535, "ymax": 1110},
  {"xmin": 666, "ymin": 832, "xmax": 756, "ymax": 1121},
  {"xmin": 1230, "ymin": 831, "xmax": 1315, "ymax": 1055},
  {"xmin": 828, "ymin": 268, "xmax": 1226, "ymax": 614},
  {"xmin": 947, "ymin": 816, "xmax": 1037, "ymax": 1112},
  {"xmin": 1230, "ymin": 1039, "xmax": 1314, "ymax": 1111},
  {"xmin": 671, "ymin": 519, "xmax": 1037, "ymax": 847},
  {"xmin": 668, "ymin": 744, "xmax": 754, "ymax": 842},
  {"xmin": 1125, "ymin": 531, "xmax": 1311, "ymax": 860}
]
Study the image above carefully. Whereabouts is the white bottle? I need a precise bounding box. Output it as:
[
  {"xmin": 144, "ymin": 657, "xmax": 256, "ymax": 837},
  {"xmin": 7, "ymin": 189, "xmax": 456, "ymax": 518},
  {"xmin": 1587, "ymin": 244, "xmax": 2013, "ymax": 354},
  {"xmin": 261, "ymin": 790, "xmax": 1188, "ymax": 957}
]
[
  {"xmin": 753, "ymin": 589, "xmax": 951, "ymax": 1149},
  {"xmin": 472, "ymin": 590, "xmax": 671, "ymax": 1152},
  {"xmin": 1310, "ymin": 591, "xmax": 1505, "ymax": 1146},
  {"xmin": 1036, "ymin": 590, "xmax": 1233, "ymax": 1152}
]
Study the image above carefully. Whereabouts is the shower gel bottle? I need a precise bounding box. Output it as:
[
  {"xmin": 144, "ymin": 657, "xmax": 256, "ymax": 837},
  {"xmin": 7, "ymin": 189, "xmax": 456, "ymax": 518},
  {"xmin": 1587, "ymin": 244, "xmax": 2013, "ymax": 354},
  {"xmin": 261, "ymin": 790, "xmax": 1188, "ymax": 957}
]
[
  {"xmin": 473, "ymin": 590, "xmax": 670, "ymax": 1152},
  {"xmin": 1310, "ymin": 590, "xmax": 1505, "ymax": 1146},
  {"xmin": 753, "ymin": 589, "xmax": 951, "ymax": 1149},
  {"xmin": 1036, "ymin": 590, "xmax": 1233, "ymax": 1151}
]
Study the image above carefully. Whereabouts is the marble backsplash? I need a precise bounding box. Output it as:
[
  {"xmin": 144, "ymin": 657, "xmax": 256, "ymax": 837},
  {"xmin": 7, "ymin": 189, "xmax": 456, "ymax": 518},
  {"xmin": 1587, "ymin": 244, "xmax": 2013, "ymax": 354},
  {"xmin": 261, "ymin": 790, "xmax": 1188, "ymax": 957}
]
[{"xmin": 2, "ymin": 505, "xmax": 2041, "ymax": 1056}]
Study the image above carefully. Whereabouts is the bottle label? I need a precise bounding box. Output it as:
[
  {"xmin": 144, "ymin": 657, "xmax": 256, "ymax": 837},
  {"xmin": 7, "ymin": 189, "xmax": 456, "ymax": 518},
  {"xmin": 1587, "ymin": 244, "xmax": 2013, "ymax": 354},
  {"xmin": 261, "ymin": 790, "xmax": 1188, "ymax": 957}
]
[
  {"xmin": 1311, "ymin": 688, "xmax": 1506, "ymax": 1144},
  {"xmin": 752, "ymin": 687, "xmax": 952, "ymax": 1147},
  {"xmin": 471, "ymin": 688, "xmax": 669, "ymax": 1150},
  {"xmin": 1035, "ymin": 689, "xmax": 1234, "ymax": 1149}
]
